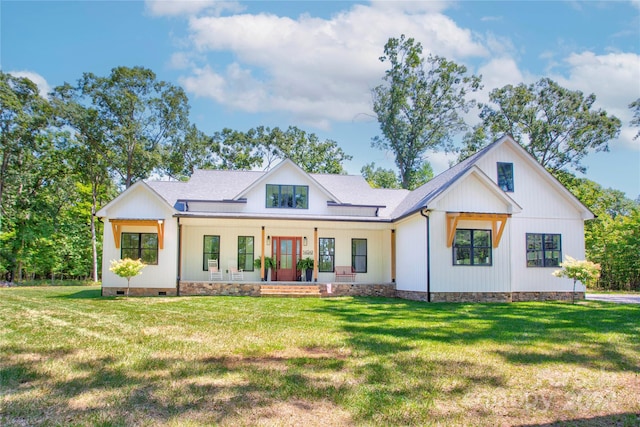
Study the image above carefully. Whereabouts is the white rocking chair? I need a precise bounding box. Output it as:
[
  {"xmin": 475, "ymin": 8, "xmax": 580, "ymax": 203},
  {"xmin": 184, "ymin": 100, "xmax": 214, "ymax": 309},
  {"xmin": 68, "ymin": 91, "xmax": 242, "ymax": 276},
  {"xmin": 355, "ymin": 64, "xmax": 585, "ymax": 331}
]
[
  {"xmin": 208, "ymin": 259, "xmax": 223, "ymax": 281},
  {"xmin": 228, "ymin": 262, "xmax": 244, "ymax": 281}
]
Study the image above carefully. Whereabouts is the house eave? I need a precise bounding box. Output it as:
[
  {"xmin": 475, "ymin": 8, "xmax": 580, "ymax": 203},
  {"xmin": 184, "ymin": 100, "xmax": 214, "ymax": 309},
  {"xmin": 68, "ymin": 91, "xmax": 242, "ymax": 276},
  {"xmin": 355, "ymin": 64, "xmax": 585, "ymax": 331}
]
[{"xmin": 173, "ymin": 212, "xmax": 394, "ymax": 223}]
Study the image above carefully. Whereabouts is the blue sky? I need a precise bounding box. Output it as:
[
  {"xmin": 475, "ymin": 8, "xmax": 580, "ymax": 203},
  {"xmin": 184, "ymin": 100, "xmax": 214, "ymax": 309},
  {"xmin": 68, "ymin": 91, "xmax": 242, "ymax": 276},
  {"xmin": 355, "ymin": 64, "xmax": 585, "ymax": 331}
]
[{"xmin": 2, "ymin": 0, "xmax": 639, "ymax": 198}]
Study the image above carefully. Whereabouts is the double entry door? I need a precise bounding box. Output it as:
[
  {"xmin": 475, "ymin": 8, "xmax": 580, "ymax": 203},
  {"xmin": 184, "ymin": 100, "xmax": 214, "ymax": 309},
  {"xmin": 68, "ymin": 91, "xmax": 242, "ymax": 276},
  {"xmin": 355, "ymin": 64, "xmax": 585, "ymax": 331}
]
[{"xmin": 271, "ymin": 236, "xmax": 302, "ymax": 281}]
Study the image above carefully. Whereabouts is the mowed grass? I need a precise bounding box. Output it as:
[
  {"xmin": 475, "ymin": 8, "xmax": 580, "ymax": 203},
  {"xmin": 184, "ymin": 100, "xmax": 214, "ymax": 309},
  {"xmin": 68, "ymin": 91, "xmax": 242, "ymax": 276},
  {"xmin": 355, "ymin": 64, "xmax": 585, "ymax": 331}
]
[{"xmin": 1, "ymin": 287, "xmax": 639, "ymax": 426}]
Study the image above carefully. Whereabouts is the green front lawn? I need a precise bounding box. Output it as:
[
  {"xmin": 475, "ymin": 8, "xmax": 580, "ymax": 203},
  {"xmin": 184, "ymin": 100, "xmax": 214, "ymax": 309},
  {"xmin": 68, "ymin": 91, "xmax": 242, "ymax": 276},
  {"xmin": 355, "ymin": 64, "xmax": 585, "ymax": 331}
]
[{"xmin": 1, "ymin": 286, "xmax": 638, "ymax": 426}]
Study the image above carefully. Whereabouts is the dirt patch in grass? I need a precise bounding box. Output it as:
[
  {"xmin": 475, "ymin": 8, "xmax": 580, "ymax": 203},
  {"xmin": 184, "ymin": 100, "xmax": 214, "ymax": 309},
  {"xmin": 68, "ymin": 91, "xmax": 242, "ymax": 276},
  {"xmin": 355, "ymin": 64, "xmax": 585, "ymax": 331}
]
[{"xmin": 219, "ymin": 398, "xmax": 353, "ymax": 427}]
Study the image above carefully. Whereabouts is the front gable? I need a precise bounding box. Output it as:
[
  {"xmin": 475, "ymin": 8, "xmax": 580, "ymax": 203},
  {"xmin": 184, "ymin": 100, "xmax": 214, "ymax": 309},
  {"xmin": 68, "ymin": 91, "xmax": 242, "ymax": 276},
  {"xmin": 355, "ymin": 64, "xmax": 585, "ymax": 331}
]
[
  {"xmin": 425, "ymin": 166, "xmax": 521, "ymax": 250},
  {"xmin": 474, "ymin": 137, "xmax": 594, "ymax": 220},
  {"xmin": 427, "ymin": 166, "xmax": 521, "ymax": 214},
  {"xmin": 237, "ymin": 159, "xmax": 339, "ymax": 215},
  {"xmin": 96, "ymin": 182, "xmax": 177, "ymax": 255},
  {"xmin": 235, "ymin": 159, "xmax": 339, "ymax": 203},
  {"xmin": 97, "ymin": 181, "xmax": 176, "ymax": 219}
]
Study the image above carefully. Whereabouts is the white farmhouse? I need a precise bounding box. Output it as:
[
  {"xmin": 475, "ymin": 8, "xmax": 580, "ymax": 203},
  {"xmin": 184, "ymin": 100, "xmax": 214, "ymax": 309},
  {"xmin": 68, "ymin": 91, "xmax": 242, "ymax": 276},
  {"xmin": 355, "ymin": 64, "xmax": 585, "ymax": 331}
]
[{"xmin": 97, "ymin": 135, "xmax": 593, "ymax": 301}]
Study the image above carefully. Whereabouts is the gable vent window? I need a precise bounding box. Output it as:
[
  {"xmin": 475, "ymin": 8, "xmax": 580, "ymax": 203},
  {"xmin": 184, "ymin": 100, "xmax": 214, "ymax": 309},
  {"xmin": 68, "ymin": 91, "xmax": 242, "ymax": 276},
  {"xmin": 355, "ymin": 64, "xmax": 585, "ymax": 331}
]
[
  {"xmin": 497, "ymin": 162, "xmax": 514, "ymax": 192},
  {"xmin": 266, "ymin": 184, "xmax": 308, "ymax": 209}
]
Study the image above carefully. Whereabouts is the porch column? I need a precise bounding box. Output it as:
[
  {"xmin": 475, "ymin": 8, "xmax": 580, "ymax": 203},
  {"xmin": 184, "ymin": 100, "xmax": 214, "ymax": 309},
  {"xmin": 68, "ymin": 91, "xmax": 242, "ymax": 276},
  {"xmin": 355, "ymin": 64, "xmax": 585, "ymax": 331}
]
[
  {"xmin": 313, "ymin": 227, "xmax": 318, "ymax": 282},
  {"xmin": 391, "ymin": 229, "xmax": 396, "ymax": 283},
  {"xmin": 261, "ymin": 226, "xmax": 265, "ymax": 281}
]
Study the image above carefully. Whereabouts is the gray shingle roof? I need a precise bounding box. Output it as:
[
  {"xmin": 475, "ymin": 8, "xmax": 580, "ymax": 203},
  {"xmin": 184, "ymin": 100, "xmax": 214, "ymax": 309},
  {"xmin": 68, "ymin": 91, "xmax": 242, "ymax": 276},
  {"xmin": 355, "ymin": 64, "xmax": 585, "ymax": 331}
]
[
  {"xmin": 391, "ymin": 138, "xmax": 501, "ymax": 218},
  {"xmin": 145, "ymin": 138, "xmax": 502, "ymax": 219},
  {"xmin": 146, "ymin": 170, "xmax": 263, "ymax": 206}
]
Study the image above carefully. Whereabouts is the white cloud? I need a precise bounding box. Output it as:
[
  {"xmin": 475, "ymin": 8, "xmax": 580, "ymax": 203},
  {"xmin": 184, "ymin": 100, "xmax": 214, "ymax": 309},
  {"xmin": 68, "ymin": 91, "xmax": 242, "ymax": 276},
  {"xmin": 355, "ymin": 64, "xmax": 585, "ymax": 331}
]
[
  {"xmin": 168, "ymin": 52, "xmax": 195, "ymax": 69},
  {"xmin": 551, "ymin": 51, "xmax": 640, "ymax": 149},
  {"xmin": 369, "ymin": 0, "xmax": 452, "ymax": 14},
  {"xmin": 179, "ymin": 65, "xmax": 227, "ymax": 102},
  {"xmin": 477, "ymin": 57, "xmax": 527, "ymax": 91},
  {"xmin": 145, "ymin": 0, "xmax": 243, "ymax": 17},
  {"xmin": 8, "ymin": 71, "xmax": 51, "ymax": 98},
  {"xmin": 459, "ymin": 57, "xmax": 524, "ymax": 122},
  {"xmin": 178, "ymin": 3, "xmax": 488, "ymax": 127}
]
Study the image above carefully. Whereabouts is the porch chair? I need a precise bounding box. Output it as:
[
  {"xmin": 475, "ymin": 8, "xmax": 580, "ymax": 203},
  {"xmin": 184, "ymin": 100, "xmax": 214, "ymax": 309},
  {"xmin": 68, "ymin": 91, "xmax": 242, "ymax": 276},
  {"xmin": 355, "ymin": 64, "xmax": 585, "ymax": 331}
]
[
  {"xmin": 208, "ymin": 259, "xmax": 223, "ymax": 281},
  {"xmin": 228, "ymin": 262, "xmax": 244, "ymax": 281},
  {"xmin": 334, "ymin": 266, "xmax": 356, "ymax": 282}
]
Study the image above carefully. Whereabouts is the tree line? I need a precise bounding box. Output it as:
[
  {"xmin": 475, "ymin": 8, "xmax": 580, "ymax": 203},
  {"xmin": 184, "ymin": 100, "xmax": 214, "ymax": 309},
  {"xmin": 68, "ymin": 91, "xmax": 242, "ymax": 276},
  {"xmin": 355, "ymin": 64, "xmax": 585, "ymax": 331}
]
[
  {"xmin": 0, "ymin": 68, "xmax": 350, "ymax": 283},
  {"xmin": 1, "ymin": 35, "xmax": 638, "ymax": 289}
]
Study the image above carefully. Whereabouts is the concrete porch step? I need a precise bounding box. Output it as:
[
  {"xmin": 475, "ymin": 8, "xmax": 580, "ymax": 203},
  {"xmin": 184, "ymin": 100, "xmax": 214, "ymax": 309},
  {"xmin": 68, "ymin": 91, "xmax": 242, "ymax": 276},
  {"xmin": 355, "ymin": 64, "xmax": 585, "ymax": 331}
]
[{"xmin": 260, "ymin": 284, "xmax": 321, "ymax": 297}]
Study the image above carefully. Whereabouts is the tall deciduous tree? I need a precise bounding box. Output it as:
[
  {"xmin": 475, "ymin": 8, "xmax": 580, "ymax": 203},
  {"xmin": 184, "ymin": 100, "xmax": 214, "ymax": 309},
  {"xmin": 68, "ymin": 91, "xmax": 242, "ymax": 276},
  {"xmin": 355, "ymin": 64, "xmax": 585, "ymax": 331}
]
[
  {"xmin": 209, "ymin": 125, "xmax": 352, "ymax": 174},
  {"xmin": 361, "ymin": 161, "xmax": 433, "ymax": 190},
  {"xmin": 557, "ymin": 171, "xmax": 639, "ymax": 290},
  {"xmin": 51, "ymin": 83, "xmax": 116, "ymax": 282},
  {"xmin": 162, "ymin": 124, "xmax": 216, "ymax": 180},
  {"xmin": 0, "ymin": 72, "xmax": 51, "ymax": 234},
  {"xmin": 371, "ymin": 35, "xmax": 482, "ymax": 189},
  {"xmin": 630, "ymin": 98, "xmax": 640, "ymax": 140},
  {"xmin": 253, "ymin": 126, "xmax": 352, "ymax": 174},
  {"xmin": 0, "ymin": 72, "xmax": 61, "ymax": 280},
  {"xmin": 361, "ymin": 163, "xmax": 401, "ymax": 189},
  {"xmin": 463, "ymin": 78, "xmax": 621, "ymax": 174},
  {"xmin": 80, "ymin": 66, "xmax": 190, "ymax": 188}
]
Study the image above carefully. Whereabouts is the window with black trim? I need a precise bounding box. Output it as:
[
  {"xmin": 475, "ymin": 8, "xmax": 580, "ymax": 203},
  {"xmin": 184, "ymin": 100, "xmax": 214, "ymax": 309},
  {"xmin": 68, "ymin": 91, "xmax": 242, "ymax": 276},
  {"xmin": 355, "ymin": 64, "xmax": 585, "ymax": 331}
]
[
  {"xmin": 203, "ymin": 235, "xmax": 220, "ymax": 271},
  {"xmin": 453, "ymin": 229, "xmax": 492, "ymax": 266},
  {"xmin": 526, "ymin": 233, "xmax": 561, "ymax": 267},
  {"xmin": 238, "ymin": 236, "xmax": 254, "ymax": 271},
  {"xmin": 121, "ymin": 233, "xmax": 158, "ymax": 265},
  {"xmin": 352, "ymin": 238, "xmax": 367, "ymax": 273},
  {"xmin": 497, "ymin": 162, "xmax": 514, "ymax": 192},
  {"xmin": 319, "ymin": 238, "xmax": 335, "ymax": 272},
  {"xmin": 266, "ymin": 184, "xmax": 308, "ymax": 209}
]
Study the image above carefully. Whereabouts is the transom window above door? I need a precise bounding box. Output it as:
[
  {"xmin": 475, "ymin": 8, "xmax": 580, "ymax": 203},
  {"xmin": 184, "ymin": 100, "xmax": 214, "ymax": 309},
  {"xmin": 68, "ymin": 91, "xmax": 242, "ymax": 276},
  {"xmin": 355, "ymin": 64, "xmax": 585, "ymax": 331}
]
[{"xmin": 266, "ymin": 184, "xmax": 309, "ymax": 209}]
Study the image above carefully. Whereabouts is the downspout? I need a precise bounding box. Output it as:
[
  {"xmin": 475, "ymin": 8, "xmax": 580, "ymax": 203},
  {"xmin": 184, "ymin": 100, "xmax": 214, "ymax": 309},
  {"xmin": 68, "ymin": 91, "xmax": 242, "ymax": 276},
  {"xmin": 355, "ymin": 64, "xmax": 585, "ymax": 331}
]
[
  {"xmin": 98, "ymin": 217, "xmax": 104, "ymax": 297},
  {"xmin": 419, "ymin": 208, "xmax": 431, "ymax": 302},
  {"xmin": 176, "ymin": 217, "xmax": 182, "ymax": 296}
]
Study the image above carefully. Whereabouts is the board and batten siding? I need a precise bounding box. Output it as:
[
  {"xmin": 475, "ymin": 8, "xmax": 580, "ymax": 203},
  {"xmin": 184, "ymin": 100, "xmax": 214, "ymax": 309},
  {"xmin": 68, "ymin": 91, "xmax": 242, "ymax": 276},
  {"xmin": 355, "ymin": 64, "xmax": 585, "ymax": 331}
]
[
  {"xmin": 509, "ymin": 217, "xmax": 586, "ymax": 292},
  {"xmin": 428, "ymin": 211, "xmax": 512, "ymax": 293},
  {"xmin": 314, "ymin": 226, "xmax": 391, "ymax": 283},
  {"xmin": 395, "ymin": 214, "xmax": 428, "ymax": 292},
  {"xmin": 180, "ymin": 220, "xmax": 264, "ymax": 282},
  {"xmin": 430, "ymin": 170, "xmax": 513, "ymax": 213},
  {"xmin": 101, "ymin": 185, "xmax": 178, "ymax": 289},
  {"xmin": 474, "ymin": 142, "xmax": 586, "ymax": 219},
  {"xmin": 425, "ymin": 169, "xmax": 515, "ymax": 293},
  {"xmin": 473, "ymin": 141, "xmax": 589, "ymax": 292}
]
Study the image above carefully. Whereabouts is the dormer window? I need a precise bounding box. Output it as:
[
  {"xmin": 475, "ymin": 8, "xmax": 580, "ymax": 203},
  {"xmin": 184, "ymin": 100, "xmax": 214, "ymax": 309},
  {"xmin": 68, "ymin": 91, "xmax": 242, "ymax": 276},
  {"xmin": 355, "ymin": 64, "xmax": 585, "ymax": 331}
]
[
  {"xmin": 266, "ymin": 184, "xmax": 309, "ymax": 209},
  {"xmin": 497, "ymin": 162, "xmax": 514, "ymax": 192}
]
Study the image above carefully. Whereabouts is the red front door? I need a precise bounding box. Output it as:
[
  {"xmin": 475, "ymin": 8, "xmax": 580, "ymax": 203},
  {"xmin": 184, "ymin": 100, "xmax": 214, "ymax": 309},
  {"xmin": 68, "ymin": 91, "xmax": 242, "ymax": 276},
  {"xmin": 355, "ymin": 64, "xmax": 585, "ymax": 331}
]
[{"xmin": 273, "ymin": 237, "xmax": 301, "ymax": 281}]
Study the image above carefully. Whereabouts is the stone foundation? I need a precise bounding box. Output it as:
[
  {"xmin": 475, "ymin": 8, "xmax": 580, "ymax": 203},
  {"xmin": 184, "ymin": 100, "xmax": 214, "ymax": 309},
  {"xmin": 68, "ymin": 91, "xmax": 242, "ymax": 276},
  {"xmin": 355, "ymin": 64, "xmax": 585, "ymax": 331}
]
[
  {"xmin": 319, "ymin": 283, "xmax": 396, "ymax": 298},
  {"xmin": 101, "ymin": 283, "xmax": 584, "ymax": 302},
  {"xmin": 102, "ymin": 287, "xmax": 177, "ymax": 297},
  {"xmin": 396, "ymin": 290, "xmax": 585, "ymax": 303},
  {"xmin": 395, "ymin": 290, "xmax": 431, "ymax": 302},
  {"xmin": 512, "ymin": 291, "xmax": 585, "ymax": 302},
  {"xmin": 430, "ymin": 292, "xmax": 513, "ymax": 303},
  {"xmin": 179, "ymin": 282, "xmax": 261, "ymax": 296}
]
